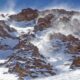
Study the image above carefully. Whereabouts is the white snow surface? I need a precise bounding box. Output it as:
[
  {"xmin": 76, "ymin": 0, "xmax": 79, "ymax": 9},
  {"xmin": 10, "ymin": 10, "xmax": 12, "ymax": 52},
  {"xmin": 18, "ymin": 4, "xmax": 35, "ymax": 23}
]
[
  {"xmin": 33, "ymin": 69, "xmax": 80, "ymax": 80},
  {"xmin": 31, "ymin": 29, "xmax": 73, "ymax": 73},
  {"xmin": 0, "ymin": 67, "xmax": 18, "ymax": 80}
]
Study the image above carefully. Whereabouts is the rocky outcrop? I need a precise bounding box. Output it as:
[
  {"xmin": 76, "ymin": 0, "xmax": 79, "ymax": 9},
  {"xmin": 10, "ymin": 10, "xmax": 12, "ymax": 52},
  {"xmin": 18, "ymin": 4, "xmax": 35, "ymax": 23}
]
[
  {"xmin": 0, "ymin": 8, "xmax": 80, "ymax": 80},
  {"xmin": 9, "ymin": 8, "xmax": 38, "ymax": 21},
  {"xmin": 0, "ymin": 31, "xmax": 55, "ymax": 79},
  {"xmin": 7, "ymin": 41, "xmax": 55, "ymax": 79},
  {"xmin": 68, "ymin": 43, "xmax": 80, "ymax": 54},
  {"xmin": 71, "ymin": 57, "xmax": 80, "ymax": 69},
  {"xmin": 48, "ymin": 33, "xmax": 80, "ymax": 69},
  {"xmin": 34, "ymin": 14, "xmax": 54, "ymax": 31},
  {"xmin": 49, "ymin": 33, "xmax": 80, "ymax": 54},
  {"xmin": 49, "ymin": 33, "xmax": 66, "ymax": 41},
  {"xmin": 65, "ymin": 35, "xmax": 79, "ymax": 42},
  {"xmin": 54, "ymin": 9, "xmax": 75, "ymax": 15},
  {"xmin": 60, "ymin": 16, "xmax": 70, "ymax": 22},
  {"xmin": 0, "ymin": 20, "xmax": 17, "ymax": 38},
  {"xmin": 65, "ymin": 35, "xmax": 80, "ymax": 54},
  {"xmin": 49, "ymin": 33, "xmax": 79, "ymax": 43}
]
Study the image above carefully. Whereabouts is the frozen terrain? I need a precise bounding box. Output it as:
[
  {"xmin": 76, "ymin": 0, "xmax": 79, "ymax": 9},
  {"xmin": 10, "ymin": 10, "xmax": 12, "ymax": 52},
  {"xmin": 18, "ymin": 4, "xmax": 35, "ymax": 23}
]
[{"xmin": 0, "ymin": 8, "xmax": 80, "ymax": 80}]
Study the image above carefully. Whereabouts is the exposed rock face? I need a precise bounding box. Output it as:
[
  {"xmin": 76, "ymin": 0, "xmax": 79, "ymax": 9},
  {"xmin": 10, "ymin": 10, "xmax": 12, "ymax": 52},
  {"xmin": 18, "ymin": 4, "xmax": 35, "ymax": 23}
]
[
  {"xmin": 60, "ymin": 16, "xmax": 70, "ymax": 22},
  {"xmin": 49, "ymin": 33, "xmax": 66, "ymax": 41},
  {"xmin": 0, "ymin": 45, "xmax": 9, "ymax": 50},
  {"xmin": 7, "ymin": 41, "xmax": 55, "ymax": 79},
  {"xmin": 65, "ymin": 35, "xmax": 80, "ymax": 54},
  {"xmin": 0, "ymin": 8, "xmax": 80, "ymax": 80},
  {"xmin": 49, "ymin": 33, "xmax": 80, "ymax": 69},
  {"xmin": 0, "ymin": 25, "xmax": 55, "ymax": 79},
  {"xmin": 71, "ymin": 57, "xmax": 80, "ymax": 69},
  {"xmin": 49, "ymin": 33, "xmax": 79, "ymax": 43},
  {"xmin": 0, "ymin": 20, "xmax": 19, "ymax": 53},
  {"xmin": 0, "ymin": 16, "xmax": 54, "ymax": 79},
  {"xmin": 9, "ymin": 8, "xmax": 38, "ymax": 21},
  {"xmin": 0, "ymin": 20, "xmax": 17, "ymax": 38},
  {"xmin": 34, "ymin": 14, "xmax": 54, "ymax": 31},
  {"xmin": 68, "ymin": 43, "xmax": 80, "ymax": 54},
  {"xmin": 65, "ymin": 35, "xmax": 79, "ymax": 42},
  {"xmin": 49, "ymin": 33, "xmax": 80, "ymax": 54},
  {"xmin": 54, "ymin": 9, "xmax": 75, "ymax": 15}
]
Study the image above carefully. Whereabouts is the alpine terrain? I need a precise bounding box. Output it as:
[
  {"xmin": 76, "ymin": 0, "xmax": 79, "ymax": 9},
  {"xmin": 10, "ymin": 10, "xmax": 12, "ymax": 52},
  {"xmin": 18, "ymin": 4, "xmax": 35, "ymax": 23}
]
[{"xmin": 0, "ymin": 8, "xmax": 80, "ymax": 80}]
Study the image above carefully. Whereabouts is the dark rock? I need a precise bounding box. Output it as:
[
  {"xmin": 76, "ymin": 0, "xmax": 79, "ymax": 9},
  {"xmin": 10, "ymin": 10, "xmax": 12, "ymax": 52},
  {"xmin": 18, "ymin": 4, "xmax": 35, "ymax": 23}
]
[
  {"xmin": 34, "ymin": 14, "xmax": 54, "ymax": 31},
  {"xmin": 49, "ymin": 33, "xmax": 66, "ymax": 41},
  {"xmin": 0, "ymin": 20, "xmax": 16, "ymax": 38},
  {"xmin": 7, "ymin": 39, "xmax": 56, "ymax": 79},
  {"xmin": 71, "ymin": 57, "xmax": 80, "ymax": 69},
  {"xmin": 10, "ymin": 8, "xmax": 38, "ymax": 21},
  {"xmin": 68, "ymin": 43, "xmax": 80, "ymax": 54}
]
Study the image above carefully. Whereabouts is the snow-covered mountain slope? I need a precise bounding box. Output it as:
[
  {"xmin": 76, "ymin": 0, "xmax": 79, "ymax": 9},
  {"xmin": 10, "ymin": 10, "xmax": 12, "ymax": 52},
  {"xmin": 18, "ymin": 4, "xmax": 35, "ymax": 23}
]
[
  {"xmin": 0, "ymin": 8, "xmax": 80, "ymax": 80},
  {"xmin": 0, "ymin": 67, "xmax": 18, "ymax": 80},
  {"xmin": 34, "ymin": 69, "xmax": 80, "ymax": 80}
]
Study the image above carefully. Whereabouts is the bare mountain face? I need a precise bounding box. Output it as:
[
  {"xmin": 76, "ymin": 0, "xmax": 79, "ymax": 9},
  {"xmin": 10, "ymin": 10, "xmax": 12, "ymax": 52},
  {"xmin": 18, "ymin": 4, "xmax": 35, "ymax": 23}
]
[
  {"xmin": 9, "ymin": 8, "xmax": 38, "ymax": 21},
  {"xmin": 0, "ymin": 8, "xmax": 80, "ymax": 80}
]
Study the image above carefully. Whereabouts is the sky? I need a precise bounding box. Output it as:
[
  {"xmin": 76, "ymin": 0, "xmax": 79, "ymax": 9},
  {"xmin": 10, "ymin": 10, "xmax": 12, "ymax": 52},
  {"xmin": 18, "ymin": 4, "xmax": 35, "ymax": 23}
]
[{"xmin": 0, "ymin": 0, "xmax": 80, "ymax": 12}]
